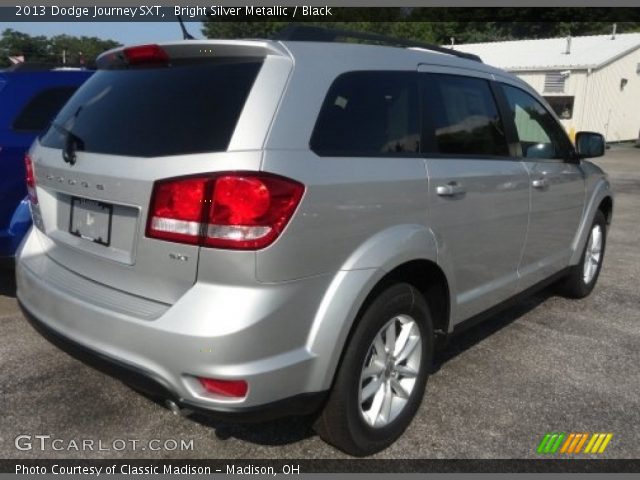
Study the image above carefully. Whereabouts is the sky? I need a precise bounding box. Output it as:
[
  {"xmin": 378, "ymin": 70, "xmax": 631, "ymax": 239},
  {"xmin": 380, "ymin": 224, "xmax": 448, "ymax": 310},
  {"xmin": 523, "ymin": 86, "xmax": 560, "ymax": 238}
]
[{"xmin": 0, "ymin": 22, "xmax": 205, "ymax": 46}]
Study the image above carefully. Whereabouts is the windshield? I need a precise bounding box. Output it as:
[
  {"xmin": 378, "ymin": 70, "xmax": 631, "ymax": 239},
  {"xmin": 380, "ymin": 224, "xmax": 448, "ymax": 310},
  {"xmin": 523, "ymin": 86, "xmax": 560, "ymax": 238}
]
[{"xmin": 40, "ymin": 58, "xmax": 263, "ymax": 157}]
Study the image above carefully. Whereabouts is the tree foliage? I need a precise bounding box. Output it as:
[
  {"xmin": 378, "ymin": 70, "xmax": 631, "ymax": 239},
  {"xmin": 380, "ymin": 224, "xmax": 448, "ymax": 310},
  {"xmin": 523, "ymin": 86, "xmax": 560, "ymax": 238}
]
[
  {"xmin": 0, "ymin": 29, "xmax": 120, "ymax": 68},
  {"xmin": 202, "ymin": 11, "xmax": 640, "ymax": 45}
]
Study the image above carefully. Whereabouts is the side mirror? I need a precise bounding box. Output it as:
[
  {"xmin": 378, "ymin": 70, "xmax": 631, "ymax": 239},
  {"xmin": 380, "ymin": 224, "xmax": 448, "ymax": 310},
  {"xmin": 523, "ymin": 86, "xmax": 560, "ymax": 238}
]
[{"xmin": 575, "ymin": 131, "xmax": 605, "ymax": 159}]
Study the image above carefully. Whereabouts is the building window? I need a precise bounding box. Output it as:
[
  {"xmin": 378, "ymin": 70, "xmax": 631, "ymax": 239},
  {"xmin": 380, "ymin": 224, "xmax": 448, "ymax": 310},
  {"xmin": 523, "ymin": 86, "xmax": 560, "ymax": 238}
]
[
  {"xmin": 544, "ymin": 96, "xmax": 575, "ymax": 120},
  {"xmin": 543, "ymin": 72, "xmax": 566, "ymax": 93}
]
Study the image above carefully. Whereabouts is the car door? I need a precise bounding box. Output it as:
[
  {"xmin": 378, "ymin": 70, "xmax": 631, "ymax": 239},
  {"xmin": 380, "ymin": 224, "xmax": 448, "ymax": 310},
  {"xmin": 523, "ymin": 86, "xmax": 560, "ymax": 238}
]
[
  {"xmin": 498, "ymin": 84, "xmax": 585, "ymax": 289},
  {"xmin": 420, "ymin": 71, "xmax": 530, "ymax": 324}
]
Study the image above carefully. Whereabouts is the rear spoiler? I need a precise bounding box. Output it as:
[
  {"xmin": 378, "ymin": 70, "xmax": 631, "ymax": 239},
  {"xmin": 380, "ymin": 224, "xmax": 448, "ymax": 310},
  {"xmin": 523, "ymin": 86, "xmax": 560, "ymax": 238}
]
[{"xmin": 96, "ymin": 40, "xmax": 289, "ymax": 69}]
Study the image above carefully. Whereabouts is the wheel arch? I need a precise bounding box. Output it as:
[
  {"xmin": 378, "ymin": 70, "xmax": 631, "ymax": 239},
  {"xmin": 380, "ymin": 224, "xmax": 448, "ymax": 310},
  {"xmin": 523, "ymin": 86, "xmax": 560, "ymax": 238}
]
[
  {"xmin": 307, "ymin": 257, "xmax": 452, "ymax": 392},
  {"xmin": 598, "ymin": 196, "xmax": 613, "ymax": 225},
  {"xmin": 570, "ymin": 178, "xmax": 614, "ymax": 266}
]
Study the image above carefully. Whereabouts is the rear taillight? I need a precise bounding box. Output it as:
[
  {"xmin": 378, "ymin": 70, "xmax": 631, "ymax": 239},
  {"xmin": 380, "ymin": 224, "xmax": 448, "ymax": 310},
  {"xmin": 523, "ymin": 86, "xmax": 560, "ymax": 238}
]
[
  {"xmin": 146, "ymin": 173, "xmax": 304, "ymax": 250},
  {"xmin": 147, "ymin": 177, "xmax": 209, "ymax": 245},
  {"xmin": 123, "ymin": 44, "xmax": 169, "ymax": 66},
  {"xmin": 25, "ymin": 154, "xmax": 38, "ymax": 205}
]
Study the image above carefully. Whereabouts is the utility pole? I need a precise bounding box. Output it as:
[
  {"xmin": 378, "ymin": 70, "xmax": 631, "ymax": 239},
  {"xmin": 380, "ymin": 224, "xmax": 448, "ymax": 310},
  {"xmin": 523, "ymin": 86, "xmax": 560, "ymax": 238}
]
[{"xmin": 62, "ymin": 49, "xmax": 66, "ymax": 65}]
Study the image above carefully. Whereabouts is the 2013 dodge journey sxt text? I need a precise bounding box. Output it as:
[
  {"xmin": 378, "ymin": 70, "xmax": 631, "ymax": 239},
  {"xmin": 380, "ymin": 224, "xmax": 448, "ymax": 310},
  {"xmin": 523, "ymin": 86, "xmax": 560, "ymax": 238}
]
[{"xmin": 16, "ymin": 27, "xmax": 613, "ymax": 456}]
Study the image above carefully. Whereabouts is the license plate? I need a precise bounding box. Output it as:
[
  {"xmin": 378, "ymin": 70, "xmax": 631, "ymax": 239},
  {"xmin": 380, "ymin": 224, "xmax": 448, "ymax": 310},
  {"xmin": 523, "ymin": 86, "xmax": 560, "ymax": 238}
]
[{"xmin": 69, "ymin": 197, "xmax": 113, "ymax": 246}]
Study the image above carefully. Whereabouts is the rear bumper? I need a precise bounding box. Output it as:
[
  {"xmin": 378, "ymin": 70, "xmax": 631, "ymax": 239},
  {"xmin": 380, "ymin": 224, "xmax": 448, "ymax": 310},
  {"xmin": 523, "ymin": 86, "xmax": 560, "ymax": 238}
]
[
  {"xmin": 16, "ymin": 229, "xmax": 334, "ymax": 416},
  {"xmin": 0, "ymin": 197, "xmax": 31, "ymax": 259},
  {"xmin": 20, "ymin": 300, "xmax": 326, "ymax": 422}
]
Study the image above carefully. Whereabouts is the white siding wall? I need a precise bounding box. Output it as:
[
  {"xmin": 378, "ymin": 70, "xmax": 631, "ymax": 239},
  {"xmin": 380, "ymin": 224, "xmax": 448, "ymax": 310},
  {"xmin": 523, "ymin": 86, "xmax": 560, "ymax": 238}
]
[
  {"xmin": 509, "ymin": 47, "xmax": 640, "ymax": 142},
  {"xmin": 581, "ymin": 48, "xmax": 640, "ymax": 141}
]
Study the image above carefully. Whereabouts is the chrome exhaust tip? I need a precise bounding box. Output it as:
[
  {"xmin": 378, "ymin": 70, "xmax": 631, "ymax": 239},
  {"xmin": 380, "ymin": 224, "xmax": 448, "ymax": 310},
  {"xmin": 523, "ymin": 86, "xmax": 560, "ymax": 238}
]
[{"xmin": 165, "ymin": 399, "xmax": 187, "ymax": 416}]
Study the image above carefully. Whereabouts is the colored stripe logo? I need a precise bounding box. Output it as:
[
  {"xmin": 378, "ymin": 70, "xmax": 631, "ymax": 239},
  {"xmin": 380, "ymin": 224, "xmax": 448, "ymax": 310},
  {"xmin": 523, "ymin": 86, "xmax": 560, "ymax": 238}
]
[{"xmin": 537, "ymin": 433, "xmax": 613, "ymax": 454}]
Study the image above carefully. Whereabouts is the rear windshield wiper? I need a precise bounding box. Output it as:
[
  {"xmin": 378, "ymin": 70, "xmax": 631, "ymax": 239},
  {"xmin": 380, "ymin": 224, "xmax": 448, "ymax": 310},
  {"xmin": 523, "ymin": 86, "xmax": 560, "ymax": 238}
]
[{"xmin": 52, "ymin": 122, "xmax": 85, "ymax": 166}]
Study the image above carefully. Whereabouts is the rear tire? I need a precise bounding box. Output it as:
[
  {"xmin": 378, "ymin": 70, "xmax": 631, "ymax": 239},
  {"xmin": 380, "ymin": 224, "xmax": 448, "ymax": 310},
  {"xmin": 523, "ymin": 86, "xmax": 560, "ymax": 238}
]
[
  {"xmin": 558, "ymin": 210, "xmax": 607, "ymax": 299},
  {"xmin": 314, "ymin": 283, "xmax": 433, "ymax": 456}
]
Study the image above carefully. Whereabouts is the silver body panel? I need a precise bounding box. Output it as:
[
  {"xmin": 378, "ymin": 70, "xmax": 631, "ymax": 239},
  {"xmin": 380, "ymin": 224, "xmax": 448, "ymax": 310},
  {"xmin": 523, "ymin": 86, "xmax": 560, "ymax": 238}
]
[
  {"xmin": 517, "ymin": 160, "xmax": 586, "ymax": 289},
  {"xmin": 426, "ymin": 158, "xmax": 530, "ymax": 322},
  {"xmin": 16, "ymin": 39, "xmax": 613, "ymax": 411}
]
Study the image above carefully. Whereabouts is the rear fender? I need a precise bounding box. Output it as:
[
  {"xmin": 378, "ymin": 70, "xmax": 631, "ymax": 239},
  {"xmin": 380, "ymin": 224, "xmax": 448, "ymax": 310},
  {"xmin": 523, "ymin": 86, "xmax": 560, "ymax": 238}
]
[{"xmin": 305, "ymin": 225, "xmax": 442, "ymax": 390}]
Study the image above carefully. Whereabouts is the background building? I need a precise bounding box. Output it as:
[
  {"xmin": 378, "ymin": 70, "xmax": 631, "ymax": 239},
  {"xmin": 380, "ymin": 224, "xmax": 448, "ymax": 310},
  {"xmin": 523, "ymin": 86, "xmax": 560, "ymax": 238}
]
[{"xmin": 456, "ymin": 32, "xmax": 640, "ymax": 142}]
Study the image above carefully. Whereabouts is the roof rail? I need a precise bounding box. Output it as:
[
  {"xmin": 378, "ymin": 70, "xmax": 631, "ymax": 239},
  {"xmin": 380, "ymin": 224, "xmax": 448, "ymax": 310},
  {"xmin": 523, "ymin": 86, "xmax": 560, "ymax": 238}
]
[{"xmin": 272, "ymin": 25, "xmax": 482, "ymax": 63}]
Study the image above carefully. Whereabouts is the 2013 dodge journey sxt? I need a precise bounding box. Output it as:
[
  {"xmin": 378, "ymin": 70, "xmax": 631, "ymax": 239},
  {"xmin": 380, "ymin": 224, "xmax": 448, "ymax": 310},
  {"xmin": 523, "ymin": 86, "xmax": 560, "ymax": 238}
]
[{"xmin": 16, "ymin": 27, "xmax": 613, "ymax": 456}]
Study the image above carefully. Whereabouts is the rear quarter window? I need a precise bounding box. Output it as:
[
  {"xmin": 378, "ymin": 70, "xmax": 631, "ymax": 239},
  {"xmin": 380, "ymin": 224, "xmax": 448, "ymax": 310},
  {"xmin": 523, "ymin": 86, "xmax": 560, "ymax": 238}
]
[
  {"xmin": 310, "ymin": 71, "xmax": 420, "ymax": 157},
  {"xmin": 12, "ymin": 86, "xmax": 78, "ymax": 132},
  {"xmin": 40, "ymin": 59, "xmax": 263, "ymax": 157}
]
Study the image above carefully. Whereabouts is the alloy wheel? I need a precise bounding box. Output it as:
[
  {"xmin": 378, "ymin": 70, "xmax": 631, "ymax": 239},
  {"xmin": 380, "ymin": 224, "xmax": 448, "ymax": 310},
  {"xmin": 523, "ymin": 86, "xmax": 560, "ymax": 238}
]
[
  {"xmin": 358, "ymin": 314, "xmax": 422, "ymax": 428},
  {"xmin": 583, "ymin": 224, "xmax": 603, "ymax": 284}
]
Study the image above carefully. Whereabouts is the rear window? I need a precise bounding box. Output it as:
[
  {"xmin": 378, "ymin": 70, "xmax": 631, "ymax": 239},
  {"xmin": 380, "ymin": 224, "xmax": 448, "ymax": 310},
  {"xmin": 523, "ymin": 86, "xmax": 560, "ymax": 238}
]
[
  {"xmin": 310, "ymin": 71, "xmax": 420, "ymax": 156},
  {"xmin": 12, "ymin": 86, "xmax": 79, "ymax": 133},
  {"xmin": 40, "ymin": 59, "xmax": 263, "ymax": 157}
]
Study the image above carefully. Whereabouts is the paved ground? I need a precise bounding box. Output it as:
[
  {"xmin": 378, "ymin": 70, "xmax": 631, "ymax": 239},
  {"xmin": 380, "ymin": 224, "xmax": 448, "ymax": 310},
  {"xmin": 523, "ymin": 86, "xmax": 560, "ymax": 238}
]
[{"xmin": 1, "ymin": 145, "xmax": 638, "ymax": 460}]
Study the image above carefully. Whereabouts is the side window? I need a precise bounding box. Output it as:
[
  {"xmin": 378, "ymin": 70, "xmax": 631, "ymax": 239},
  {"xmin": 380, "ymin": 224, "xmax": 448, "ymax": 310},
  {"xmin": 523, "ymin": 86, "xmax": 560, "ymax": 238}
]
[
  {"xmin": 12, "ymin": 86, "xmax": 78, "ymax": 132},
  {"xmin": 422, "ymin": 74, "xmax": 509, "ymax": 157},
  {"xmin": 310, "ymin": 71, "xmax": 420, "ymax": 156},
  {"xmin": 501, "ymin": 85, "xmax": 572, "ymax": 160}
]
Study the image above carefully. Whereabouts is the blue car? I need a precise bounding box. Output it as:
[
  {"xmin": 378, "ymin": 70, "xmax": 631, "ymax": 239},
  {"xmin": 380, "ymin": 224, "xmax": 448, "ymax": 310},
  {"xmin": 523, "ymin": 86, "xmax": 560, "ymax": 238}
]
[{"xmin": 0, "ymin": 64, "xmax": 92, "ymax": 266}]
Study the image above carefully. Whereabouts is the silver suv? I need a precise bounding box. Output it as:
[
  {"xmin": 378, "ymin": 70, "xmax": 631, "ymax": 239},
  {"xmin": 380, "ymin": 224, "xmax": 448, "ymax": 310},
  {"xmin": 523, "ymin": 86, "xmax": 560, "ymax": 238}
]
[{"xmin": 16, "ymin": 28, "xmax": 613, "ymax": 456}]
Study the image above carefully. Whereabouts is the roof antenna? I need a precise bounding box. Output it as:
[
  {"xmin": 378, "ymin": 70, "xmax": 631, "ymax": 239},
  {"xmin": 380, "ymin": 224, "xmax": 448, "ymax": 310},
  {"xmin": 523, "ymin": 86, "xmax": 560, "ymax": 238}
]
[
  {"xmin": 177, "ymin": 15, "xmax": 195, "ymax": 40},
  {"xmin": 611, "ymin": 23, "xmax": 617, "ymax": 40}
]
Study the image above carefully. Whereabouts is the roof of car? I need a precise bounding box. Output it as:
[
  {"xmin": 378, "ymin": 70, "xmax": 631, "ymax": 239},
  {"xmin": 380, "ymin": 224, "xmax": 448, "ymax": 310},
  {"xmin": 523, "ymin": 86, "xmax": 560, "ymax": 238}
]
[
  {"xmin": 140, "ymin": 38, "xmax": 513, "ymax": 80},
  {"xmin": 101, "ymin": 38, "xmax": 533, "ymax": 95},
  {"xmin": 279, "ymin": 39, "xmax": 498, "ymax": 72},
  {"xmin": 2, "ymin": 63, "xmax": 92, "ymax": 73}
]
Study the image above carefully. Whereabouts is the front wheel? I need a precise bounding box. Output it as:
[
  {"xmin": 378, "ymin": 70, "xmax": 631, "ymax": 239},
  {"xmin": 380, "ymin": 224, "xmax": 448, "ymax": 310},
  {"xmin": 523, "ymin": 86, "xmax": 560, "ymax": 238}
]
[
  {"xmin": 558, "ymin": 210, "xmax": 607, "ymax": 299},
  {"xmin": 314, "ymin": 283, "xmax": 433, "ymax": 456}
]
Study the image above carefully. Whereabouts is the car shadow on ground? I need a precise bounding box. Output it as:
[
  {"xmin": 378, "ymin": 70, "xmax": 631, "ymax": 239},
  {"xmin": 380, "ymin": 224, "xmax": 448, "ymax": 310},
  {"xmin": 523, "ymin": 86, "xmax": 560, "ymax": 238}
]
[
  {"xmin": 142, "ymin": 394, "xmax": 317, "ymax": 446},
  {"xmin": 0, "ymin": 268, "xmax": 17, "ymax": 298},
  {"xmin": 141, "ymin": 287, "xmax": 557, "ymax": 448},
  {"xmin": 434, "ymin": 288, "xmax": 554, "ymax": 370}
]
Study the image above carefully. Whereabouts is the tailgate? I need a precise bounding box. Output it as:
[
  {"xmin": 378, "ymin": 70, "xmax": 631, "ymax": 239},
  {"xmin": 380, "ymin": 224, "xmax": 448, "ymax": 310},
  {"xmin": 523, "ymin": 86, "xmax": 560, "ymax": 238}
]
[
  {"xmin": 31, "ymin": 146, "xmax": 262, "ymax": 304},
  {"xmin": 26, "ymin": 42, "xmax": 286, "ymax": 304}
]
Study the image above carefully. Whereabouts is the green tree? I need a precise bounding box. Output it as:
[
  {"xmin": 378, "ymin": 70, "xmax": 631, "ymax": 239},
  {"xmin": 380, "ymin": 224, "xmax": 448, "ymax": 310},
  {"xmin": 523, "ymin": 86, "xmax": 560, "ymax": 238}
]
[
  {"xmin": 0, "ymin": 29, "xmax": 119, "ymax": 68},
  {"xmin": 201, "ymin": 22, "xmax": 288, "ymax": 40},
  {"xmin": 48, "ymin": 34, "xmax": 120, "ymax": 67},
  {"xmin": 0, "ymin": 29, "xmax": 49, "ymax": 65},
  {"xmin": 202, "ymin": 12, "xmax": 640, "ymax": 45},
  {"xmin": 200, "ymin": 8, "xmax": 410, "ymax": 39}
]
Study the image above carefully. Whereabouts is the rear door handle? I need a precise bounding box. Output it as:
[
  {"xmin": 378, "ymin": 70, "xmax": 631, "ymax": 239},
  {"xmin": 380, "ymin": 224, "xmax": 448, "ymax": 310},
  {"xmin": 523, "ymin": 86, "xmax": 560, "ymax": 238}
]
[
  {"xmin": 436, "ymin": 182, "xmax": 465, "ymax": 197},
  {"xmin": 532, "ymin": 178, "xmax": 549, "ymax": 189}
]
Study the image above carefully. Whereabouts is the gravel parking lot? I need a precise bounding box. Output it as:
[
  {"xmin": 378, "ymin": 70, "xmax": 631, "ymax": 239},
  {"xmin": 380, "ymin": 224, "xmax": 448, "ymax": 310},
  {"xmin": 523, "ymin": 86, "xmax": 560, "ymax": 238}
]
[{"xmin": 1, "ymin": 145, "xmax": 638, "ymax": 460}]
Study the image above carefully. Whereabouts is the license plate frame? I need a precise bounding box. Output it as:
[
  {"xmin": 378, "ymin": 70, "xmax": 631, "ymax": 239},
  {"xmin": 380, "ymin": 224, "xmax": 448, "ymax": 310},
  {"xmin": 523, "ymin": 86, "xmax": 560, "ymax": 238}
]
[{"xmin": 69, "ymin": 197, "xmax": 113, "ymax": 247}]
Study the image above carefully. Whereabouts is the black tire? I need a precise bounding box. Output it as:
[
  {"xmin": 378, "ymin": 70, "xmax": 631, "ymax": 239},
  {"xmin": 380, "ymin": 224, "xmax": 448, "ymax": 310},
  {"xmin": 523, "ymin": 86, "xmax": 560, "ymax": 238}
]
[
  {"xmin": 558, "ymin": 210, "xmax": 607, "ymax": 299},
  {"xmin": 314, "ymin": 283, "xmax": 434, "ymax": 456}
]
